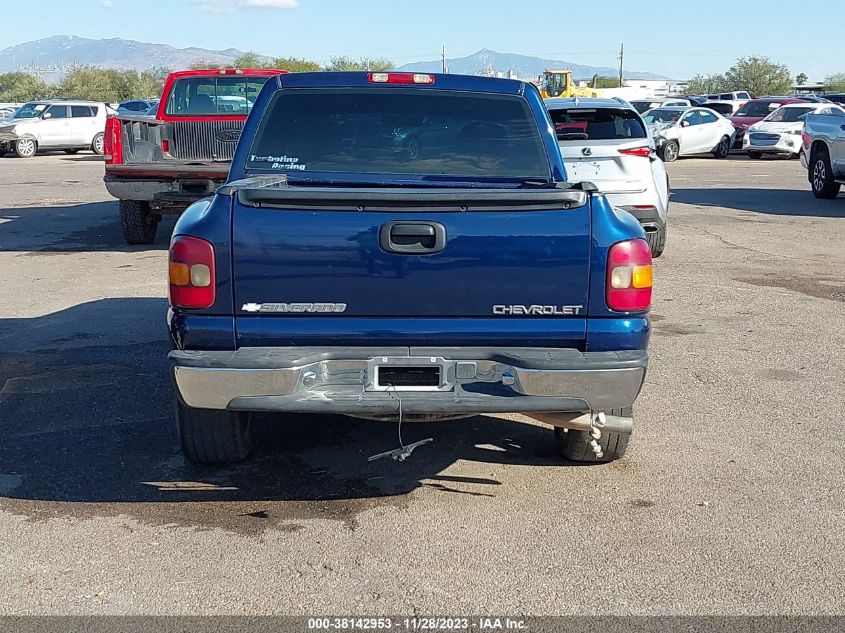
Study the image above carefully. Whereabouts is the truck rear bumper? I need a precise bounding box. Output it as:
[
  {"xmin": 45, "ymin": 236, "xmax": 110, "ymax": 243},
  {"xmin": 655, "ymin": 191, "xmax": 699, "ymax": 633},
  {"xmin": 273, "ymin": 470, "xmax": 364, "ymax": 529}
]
[{"xmin": 170, "ymin": 347, "xmax": 647, "ymax": 415}]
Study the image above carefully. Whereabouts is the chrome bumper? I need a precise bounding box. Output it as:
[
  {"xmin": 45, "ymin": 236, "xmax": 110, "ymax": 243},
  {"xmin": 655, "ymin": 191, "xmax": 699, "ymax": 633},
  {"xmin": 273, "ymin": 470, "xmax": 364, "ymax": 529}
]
[{"xmin": 170, "ymin": 347, "xmax": 648, "ymax": 415}]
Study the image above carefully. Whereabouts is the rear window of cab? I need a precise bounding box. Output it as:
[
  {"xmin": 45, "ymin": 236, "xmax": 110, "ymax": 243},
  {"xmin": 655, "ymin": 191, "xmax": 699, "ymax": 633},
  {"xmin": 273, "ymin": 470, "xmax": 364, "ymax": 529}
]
[
  {"xmin": 548, "ymin": 107, "xmax": 647, "ymax": 140},
  {"xmin": 246, "ymin": 89, "xmax": 551, "ymax": 179}
]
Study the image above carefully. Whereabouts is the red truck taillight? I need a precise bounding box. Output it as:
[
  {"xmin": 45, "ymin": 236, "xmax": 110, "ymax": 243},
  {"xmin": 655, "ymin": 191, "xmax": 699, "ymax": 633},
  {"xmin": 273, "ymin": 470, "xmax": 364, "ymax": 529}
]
[
  {"xmin": 606, "ymin": 239, "xmax": 653, "ymax": 312},
  {"xmin": 104, "ymin": 115, "xmax": 122, "ymax": 165},
  {"xmin": 169, "ymin": 236, "xmax": 216, "ymax": 309}
]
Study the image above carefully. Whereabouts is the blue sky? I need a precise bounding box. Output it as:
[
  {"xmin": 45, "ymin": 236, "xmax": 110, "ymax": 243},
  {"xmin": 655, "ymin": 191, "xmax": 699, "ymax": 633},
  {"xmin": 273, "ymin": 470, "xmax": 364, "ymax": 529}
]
[{"xmin": 8, "ymin": 0, "xmax": 845, "ymax": 80}]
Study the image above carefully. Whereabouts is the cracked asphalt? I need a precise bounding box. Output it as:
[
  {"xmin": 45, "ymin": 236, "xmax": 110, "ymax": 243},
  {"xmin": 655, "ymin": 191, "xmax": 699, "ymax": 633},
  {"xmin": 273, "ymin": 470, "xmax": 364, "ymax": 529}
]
[{"xmin": 0, "ymin": 152, "xmax": 843, "ymax": 615}]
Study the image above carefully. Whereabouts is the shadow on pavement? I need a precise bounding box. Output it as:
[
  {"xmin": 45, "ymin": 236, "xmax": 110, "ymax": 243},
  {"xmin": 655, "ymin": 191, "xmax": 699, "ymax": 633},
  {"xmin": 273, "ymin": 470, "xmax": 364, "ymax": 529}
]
[
  {"xmin": 0, "ymin": 201, "xmax": 178, "ymax": 252},
  {"xmin": 0, "ymin": 298, "xmax": 568, "ymax": 534},
  {"xmin": 672, "ymin": 187, "xmax": 845, "ymax": 218}
]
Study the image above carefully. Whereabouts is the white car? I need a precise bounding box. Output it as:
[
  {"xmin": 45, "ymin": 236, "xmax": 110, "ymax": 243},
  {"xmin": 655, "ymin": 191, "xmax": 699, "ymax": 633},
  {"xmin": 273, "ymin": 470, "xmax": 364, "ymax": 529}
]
[
  {"xmin": 546, "ymin": 97, "xmax": 670, "ymax": 257},
  {"xmin": 0, "ymin": 100, "xmax": 111, "ymax": 158},
  {"xmin": 631, "ymin": 98, "xmax": 692, "ymax": 114},
  {"xmin": 707, "ymin": 91, "xmax": 752, "ymax": 102},
  {"xmin": 745, "ymin": 103, "xmax": 845, "ymax": 159},
  {"xmin": 642, "ymin": 106, "xmax": 736, "ymax": 162}
]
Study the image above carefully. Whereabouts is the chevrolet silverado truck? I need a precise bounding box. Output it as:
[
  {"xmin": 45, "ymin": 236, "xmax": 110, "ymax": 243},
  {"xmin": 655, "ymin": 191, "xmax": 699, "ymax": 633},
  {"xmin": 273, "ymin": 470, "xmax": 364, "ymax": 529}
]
[
  {"xmin": 103, "ymin": 68, "xmax": 284, "ymax": 244},
  {"xmin": 167, "ymin": 71, "xmax": 653, "ymax": 465},
  {"xmin": 802, "ymin": 107, "xmax": 845, "ymax": 199}
]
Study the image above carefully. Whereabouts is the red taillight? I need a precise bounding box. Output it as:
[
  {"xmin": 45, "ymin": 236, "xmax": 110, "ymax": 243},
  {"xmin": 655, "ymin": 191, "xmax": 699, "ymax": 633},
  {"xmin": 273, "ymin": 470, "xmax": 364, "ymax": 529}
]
[
  {"xmin": 606, "ymin": 239, "xmax": 653, "ymax": 312},
  {"xmin": 367, "ymin": 72, "xmax": 435, "ymax": 85},
  {"xmin": 104, "ymin": 115, "xmax": 122, "ymax": 165},
  {"xmin": 161, "ymin": 139, "xmax": 170, "ymax": 154},
  {"xmin": 169, "ymin": 236, "xmax": 216, "ymax": 309},
  {"xmin": 618, "ymin": 146, "xmax": 653, "ymax": 158}
]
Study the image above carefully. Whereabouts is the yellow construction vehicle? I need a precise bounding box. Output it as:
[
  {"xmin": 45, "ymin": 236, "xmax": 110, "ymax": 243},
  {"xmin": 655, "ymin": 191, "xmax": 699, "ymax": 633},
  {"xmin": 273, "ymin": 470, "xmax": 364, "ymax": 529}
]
[{"xmin": 538, "ymin": 70, "xmax": 603, "ymax": 99}]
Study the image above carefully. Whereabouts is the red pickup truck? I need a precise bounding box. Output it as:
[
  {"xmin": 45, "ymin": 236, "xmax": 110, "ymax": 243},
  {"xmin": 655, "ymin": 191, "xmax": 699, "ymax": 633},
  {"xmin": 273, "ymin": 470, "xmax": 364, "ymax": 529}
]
[{"xmin": 103, "ymin": 68, "xmax": 284, "ymax": 244}]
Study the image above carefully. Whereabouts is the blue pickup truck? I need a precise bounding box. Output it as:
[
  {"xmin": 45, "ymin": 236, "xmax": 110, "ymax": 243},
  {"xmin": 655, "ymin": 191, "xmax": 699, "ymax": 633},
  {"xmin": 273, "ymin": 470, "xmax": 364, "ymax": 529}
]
[{"xmin": 167, "ymin": 71, "xmax": 653, "ymax": 465}]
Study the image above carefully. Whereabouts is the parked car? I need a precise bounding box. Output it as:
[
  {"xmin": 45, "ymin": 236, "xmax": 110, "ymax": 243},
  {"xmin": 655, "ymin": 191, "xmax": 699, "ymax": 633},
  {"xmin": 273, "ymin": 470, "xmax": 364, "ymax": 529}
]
[
  {"xmin": 117, "ymin": 99, "xmax": 155, "ymax": 115},
  {"xmin": 744, "ymin": 103, "xmax": 843, "ymax": 159},
  {"xmin": 729, "ymin": 97, "xmax": 810, "ymax": 149},
  {"xmin": 167, "ymin": 71, "xmax": 653, "ymax": 465},
  {"xmin": 701, "ymin": 101, "xmax": 743, "ymax": 116},
  {"xmin": 683, "ymin": 95, "xmax": 708, "ymax": 106},
  {"xmin": 0, "ymin": 100, "xmax": 111, "ymax": 158},
  {"xmin": 103, "ymin": 68, "xmax": 284, "ymax": 244},
  {"xmin": 630, "ymin": 98, "xmax": 691, "ymax": 114},
  {"xmin": 790, "ymin": 94, "xmax": 831, "ymax": 104},
  {"xmin": 823, "ymin": 93, "xmax": 845, "ymax": 105},
  {"xmin": 707, "ymin": 91, "xmax": 752, "ymax": 102},
  {"xmin": 642, "ymin": 106, "xmax": 736, "ymax": 162},
  {"xmin": 801, "ymin": 107, "xmax": 845, "ymax": 198},
  {"xmin": 546, "ymin": 97, "xmax": 669, "ymax": 257}
]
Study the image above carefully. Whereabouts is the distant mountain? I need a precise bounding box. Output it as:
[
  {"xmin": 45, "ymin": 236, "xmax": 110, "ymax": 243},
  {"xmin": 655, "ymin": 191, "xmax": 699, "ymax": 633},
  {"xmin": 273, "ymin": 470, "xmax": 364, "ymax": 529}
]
[
  {"xmin": 0, "ymin": 35, "xmax": 271, "ymax": 74},
  {"xmin": 399, "ymin": 48, "xmax": 669, "ymax": 81}
]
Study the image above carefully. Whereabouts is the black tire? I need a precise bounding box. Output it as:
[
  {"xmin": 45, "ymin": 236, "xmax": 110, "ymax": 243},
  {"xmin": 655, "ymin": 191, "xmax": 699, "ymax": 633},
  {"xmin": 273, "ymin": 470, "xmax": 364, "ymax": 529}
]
[
  {"xmin": 120, "ymin": 200, "xmax": 160, "ymax": 245},
  {"xmin": 713, "ymin": 136, "xmax": 731, "ymax": 158},
  {"xmin": 14, "ymin": 138, "xmax": 37, "ymax": 158},
  {"xmin": 659, "ymin": 140, "xmax": 679, "ymax": 163},
  {"xmin": 176, "ymin": 401, "xmax": 253, "ymax": 464},
  {"xmin": 811, "ymin": 150, "xmax": 841, "ymax": 199},
  {"xmin": 64, "ymin": 148, "xmax": 80, "ymax": 155},
  {"xmin": 748, "ymin": 151, "xmax": 763, "ymax": 160},
  {"xmin": 647, "ymin": 224, "xmax": 667, "ymax": 258},
  {"xmin": 91, "ymin": 132, "xmax": 104, "ymax": 155},
  {"xmin": 554, "ymin": 407, "xmax": 632, "ymax": 463}
]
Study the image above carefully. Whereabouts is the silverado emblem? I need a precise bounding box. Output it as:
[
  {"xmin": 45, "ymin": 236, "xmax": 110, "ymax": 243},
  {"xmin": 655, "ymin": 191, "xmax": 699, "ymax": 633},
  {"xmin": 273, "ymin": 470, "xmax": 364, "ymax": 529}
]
[
  {"xmin": 215, "ymin": 129, "xmax": 242, "ymax": 143},
  {"xmin": 242, "ymin": 303, "xmax": 347, "ymax": 314},
  {"xmin": 493, "ymin": 305, "xmax": 583, "ymax": 316}
]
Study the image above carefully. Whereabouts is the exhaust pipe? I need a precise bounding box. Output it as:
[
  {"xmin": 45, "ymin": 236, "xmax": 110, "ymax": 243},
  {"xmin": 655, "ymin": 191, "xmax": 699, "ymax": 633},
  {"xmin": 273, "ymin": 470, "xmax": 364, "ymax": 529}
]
[{"xmin": 531, "ymin": 411, "xmax": 633, "ymax": 435}]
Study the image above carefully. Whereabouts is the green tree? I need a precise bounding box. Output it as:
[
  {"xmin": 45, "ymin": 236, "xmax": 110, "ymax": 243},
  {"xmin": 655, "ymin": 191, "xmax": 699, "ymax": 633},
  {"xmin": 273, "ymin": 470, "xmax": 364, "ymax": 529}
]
[
  {"xmin": 825, "ymin": 72, "xmax": 845, "ymax": 91},
  {"xmin": 323, "ymin": 56, "xmax": 395, "ymax": 72},
  {"xmin": 593, "ymin": 76, "xmax": 621, "ymax": 89},
  {"xmin": 56, "ymin": 67, "xmax": 135, "ymax": 102},
  {"xmin": 686, "ymin": 73, "xmax": 729, "ymax": 95},
  {"xmin": 0, "ymin": 72, "xmax": 50, "ymax": 102},
  {"xmin": 724, "ymin": 56, "xmax": 790, "ymax": 96},
  {"xmin": 270, "ymin": 56, "xmax": 321, "ymax": 72},
  {"xmin": 795, "ymin": 72, "xmax": 808, "ymax": 86},
  {"xmin": 232, "ymin": 52, "xmax": 266, "ymax": 68}
]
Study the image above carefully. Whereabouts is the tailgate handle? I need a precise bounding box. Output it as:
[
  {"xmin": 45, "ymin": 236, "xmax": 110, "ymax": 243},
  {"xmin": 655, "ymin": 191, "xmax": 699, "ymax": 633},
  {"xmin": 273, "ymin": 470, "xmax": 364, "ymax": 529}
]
[{"xmin": 380, "ymin": 221, "xmax": 446, "ymax": 254}]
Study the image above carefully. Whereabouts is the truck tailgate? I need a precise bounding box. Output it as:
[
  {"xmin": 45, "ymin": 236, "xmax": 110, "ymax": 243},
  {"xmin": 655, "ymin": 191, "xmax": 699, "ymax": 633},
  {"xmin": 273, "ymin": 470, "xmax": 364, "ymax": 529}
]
[{"xmin": 230, "ymin": 186, "xmax": 591, "ymax": 319}]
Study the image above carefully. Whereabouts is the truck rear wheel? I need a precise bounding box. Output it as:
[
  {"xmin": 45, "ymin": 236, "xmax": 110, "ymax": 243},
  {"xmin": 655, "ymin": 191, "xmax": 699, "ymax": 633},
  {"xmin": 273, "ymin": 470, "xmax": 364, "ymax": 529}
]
[
  {"xmin": 120, "ymin": 200, "xmax": 160, "ymax": 244},
  {"xmin": 554, "ymin": 407, "xmax": 632, "ymax": 463},
  {"xmin": 646, "ymin": 225, "xmax": 667, "ymax": 258},
  {"xmin": 811, "ymin": 150, "xmax": 841, "ymax": 199},
  {"xmin": 176, "ymin": 401, "xmax": 253, "ymax": 463}
]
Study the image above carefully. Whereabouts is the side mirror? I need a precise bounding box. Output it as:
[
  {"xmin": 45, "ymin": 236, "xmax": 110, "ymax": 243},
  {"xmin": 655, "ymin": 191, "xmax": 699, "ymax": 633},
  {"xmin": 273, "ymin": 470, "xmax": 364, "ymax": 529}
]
[
  {"xmin": 42, "ymin": 112, "xmax": 52, "ymax": 119},
  {"xmin": 680, "ymin": 120, "xmax": 690, "ymax": 127}
]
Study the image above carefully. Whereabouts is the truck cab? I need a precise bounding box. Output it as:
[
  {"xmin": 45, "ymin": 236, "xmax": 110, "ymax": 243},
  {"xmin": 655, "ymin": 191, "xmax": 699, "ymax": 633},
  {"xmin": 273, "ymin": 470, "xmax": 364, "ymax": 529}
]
[{"xmin": 166, "ymin": 71, "xmax": 652, "ymax": 466}]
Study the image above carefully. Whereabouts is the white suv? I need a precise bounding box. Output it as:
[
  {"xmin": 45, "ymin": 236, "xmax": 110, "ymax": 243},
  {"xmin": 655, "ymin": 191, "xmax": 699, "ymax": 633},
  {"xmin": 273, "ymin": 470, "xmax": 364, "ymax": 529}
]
[
  {"xmin": 0, "ymin": 100, "xmax": 111, "ymax": 158},
  {"xmin": 545, "ymin": 97, "xmax": 670, "ymax": 257}
]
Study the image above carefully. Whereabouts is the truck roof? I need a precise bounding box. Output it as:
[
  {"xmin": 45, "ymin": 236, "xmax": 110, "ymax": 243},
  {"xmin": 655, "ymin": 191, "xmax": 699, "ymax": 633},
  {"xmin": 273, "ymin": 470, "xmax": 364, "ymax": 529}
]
[
  {"xmin": 271, "ymin": 71, "xmax": 528, "ymax": 95},
  {"xmin": 165, "ymin": 68, "xmax": 285, "ymax": 80}
]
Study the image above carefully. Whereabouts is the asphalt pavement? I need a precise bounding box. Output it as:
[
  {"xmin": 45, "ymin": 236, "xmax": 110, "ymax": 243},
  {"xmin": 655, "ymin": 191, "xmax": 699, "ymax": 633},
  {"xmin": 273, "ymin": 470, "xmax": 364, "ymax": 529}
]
[{"xmin": 0, "ymin": 152, "xmax": 843, "ymax": 615}]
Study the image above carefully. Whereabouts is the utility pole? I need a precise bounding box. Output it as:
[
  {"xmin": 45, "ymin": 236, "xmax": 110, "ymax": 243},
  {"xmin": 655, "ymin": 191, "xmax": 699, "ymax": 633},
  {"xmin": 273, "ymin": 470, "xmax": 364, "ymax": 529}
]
[
  {"xmin": 617, "ymin": 43, "xmax": 624, "ymax": 87},
  {"xmin": 441, "ymin": 45, "xmax": 447, "ymax": 74}
]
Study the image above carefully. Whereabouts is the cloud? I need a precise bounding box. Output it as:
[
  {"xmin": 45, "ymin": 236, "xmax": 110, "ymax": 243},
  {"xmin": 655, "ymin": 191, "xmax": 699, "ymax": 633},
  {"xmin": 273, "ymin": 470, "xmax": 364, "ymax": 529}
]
[
  {"xmin": 102, "ymin": 0, "xmax": 114, "ymax": 7},
  {"xmin": 192, "ymin": 0, "xmax": 299, "ymax": 11}
]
